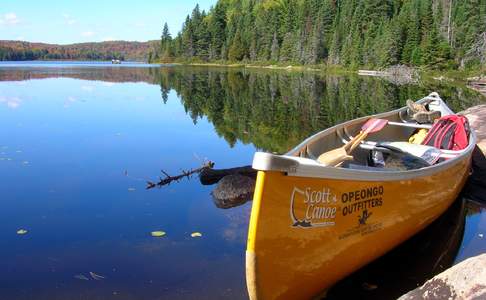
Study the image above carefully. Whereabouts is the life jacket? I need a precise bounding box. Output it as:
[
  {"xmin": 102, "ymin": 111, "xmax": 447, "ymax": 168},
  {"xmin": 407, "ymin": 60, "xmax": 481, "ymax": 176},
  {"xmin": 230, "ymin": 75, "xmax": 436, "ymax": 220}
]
[{"xmin": 422, "ymin": 115, "xmax": 470, "ymax": 150}]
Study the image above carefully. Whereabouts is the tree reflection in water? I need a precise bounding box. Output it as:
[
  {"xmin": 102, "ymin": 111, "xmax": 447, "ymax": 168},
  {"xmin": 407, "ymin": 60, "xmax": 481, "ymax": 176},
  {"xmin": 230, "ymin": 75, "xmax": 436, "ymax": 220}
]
[
  {"xmin": 1, "ymin": 65, "xmax": 483, "ymax": 155},
  {"xmin": 153, "ymin": 67, "xmax": 485, "ymax": 153}
]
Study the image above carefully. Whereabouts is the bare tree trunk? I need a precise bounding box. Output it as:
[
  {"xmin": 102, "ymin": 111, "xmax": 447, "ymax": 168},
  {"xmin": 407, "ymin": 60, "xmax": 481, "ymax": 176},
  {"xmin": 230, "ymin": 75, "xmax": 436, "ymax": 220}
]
[{"xmin": 447, "ymin": 0, "xmax": 453, "ymax": 45}]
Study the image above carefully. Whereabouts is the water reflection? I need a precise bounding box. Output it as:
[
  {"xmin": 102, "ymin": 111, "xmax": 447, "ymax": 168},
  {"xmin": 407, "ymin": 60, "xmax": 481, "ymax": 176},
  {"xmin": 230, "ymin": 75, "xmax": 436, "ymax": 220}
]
[
  {"xmin": 1, "ymin": 65, "xmax": 484, "ymax": 154},
  {"xmin": 0, "ymin": 63, "xmax": 485, "ymax": 299},
  {"xmin": 156, "ymin": 68, "xmax": 484, "ymax": 153},
  {"xmin": 0, "ymin": 95, "xmax": 22, "ymax": 109}
]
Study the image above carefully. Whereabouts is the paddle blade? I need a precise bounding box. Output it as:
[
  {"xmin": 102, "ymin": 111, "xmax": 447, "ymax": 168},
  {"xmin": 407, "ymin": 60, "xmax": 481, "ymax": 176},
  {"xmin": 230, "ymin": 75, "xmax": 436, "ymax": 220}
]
[
  {"xmin": 317, "ymin": 147, "xmax": 353, "ymax": 166},
  {"xmin": 361, "ymin": 118, "xmax": 388, "ymax": 133}
]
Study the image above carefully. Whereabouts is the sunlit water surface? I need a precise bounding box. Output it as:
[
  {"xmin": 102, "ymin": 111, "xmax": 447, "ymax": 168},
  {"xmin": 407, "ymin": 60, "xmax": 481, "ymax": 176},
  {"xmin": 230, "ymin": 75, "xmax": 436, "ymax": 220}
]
[{"xmin": 0, "ymin": 62, "xmax": 484, "ymax": 299}]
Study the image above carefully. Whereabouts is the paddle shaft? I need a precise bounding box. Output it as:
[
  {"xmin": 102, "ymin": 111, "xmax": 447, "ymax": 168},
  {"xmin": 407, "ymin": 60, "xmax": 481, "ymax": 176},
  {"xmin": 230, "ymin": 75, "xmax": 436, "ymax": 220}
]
[
  {"xmin": 348, "ymin": 131, "xmax": 369, "ymax": 153},
  {"xmin": 347, "ymin": 118, "xmax": 388, "ymax": 153}
]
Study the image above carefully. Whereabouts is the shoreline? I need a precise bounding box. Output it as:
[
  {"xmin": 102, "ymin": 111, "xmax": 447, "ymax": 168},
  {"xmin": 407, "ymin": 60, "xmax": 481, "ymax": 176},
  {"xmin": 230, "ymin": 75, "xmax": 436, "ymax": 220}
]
[
  {"xmin": 159, "ymin": 61, "xmax": 353, "ymax": 74},
  {"xmin": 1, "ymin": 60, "xmax": 485, "ymax": 93},
  {"xmin": 159, "ymin": 61, "xmax": 485, "ymax": 82}
]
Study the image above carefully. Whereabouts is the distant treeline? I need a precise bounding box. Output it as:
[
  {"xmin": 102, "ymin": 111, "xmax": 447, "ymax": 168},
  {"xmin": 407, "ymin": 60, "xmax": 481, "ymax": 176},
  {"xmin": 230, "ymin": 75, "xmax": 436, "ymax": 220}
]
[
  {"xmin": 150, "ymin": 0, "xmax": 486, "ymax": 70},
  {"xmin": 0, "ymin": 40, "xmax": 157, "ymax": 61},
  {"xmin": 0, "ymin": 48, "xmax": 125, "ymax": 61}
]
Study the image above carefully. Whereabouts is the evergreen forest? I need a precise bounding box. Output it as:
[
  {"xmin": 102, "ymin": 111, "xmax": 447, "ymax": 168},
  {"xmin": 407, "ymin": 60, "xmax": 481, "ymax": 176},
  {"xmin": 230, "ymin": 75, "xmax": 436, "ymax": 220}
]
[{"xmin": 151, "ymin": 0, "xmax": 486, "ymax": 70}]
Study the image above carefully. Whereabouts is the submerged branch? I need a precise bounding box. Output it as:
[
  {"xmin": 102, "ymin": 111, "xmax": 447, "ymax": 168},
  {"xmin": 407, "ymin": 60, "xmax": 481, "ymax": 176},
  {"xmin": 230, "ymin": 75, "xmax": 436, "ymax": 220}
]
[{"xmin": 146, "ymin": 161, "xmax": 215, "ymax": 189}]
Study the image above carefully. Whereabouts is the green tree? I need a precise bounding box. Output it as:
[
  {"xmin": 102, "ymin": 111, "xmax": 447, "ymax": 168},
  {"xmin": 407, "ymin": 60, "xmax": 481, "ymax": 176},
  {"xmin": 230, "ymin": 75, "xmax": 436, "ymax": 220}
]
[{"xmin": 228, "ymin": 29, "xmax": 245, "ymax": 61}]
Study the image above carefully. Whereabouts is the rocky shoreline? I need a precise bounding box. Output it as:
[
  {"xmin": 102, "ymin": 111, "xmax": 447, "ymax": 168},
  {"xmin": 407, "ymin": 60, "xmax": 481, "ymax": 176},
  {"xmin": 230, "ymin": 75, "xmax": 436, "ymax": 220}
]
[
  {"xmin": 398, "ymin": 105, "xmax": 486, "ymax": 299},
  {"xmin": 398, "ymin": 254, "xmax": 486, "ymax": 300}
]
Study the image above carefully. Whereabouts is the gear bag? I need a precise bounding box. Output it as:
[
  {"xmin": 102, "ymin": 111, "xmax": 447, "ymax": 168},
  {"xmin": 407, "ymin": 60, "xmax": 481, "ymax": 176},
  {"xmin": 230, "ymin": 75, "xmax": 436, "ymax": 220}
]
[{"xmin": 422, "ymin": 115, "xmax": 470, "ymax": 150}]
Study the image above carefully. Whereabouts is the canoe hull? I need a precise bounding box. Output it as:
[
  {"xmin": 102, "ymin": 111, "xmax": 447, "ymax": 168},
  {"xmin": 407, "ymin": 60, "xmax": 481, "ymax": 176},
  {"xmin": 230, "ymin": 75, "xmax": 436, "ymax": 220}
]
[{"xmin": 246, "ymin": 154, "xmax": 471, "ymax": 299}]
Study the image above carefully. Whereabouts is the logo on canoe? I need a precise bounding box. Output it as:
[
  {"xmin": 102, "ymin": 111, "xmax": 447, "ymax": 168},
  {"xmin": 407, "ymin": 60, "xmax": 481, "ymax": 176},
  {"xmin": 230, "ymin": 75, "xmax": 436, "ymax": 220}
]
[
  {"xmin": 358, "ymin": 209, "xmax": 372, "ymax": 225},
  {"xmin": 290, "ymin": 187, "xmax": 338, "ymax": 228}
]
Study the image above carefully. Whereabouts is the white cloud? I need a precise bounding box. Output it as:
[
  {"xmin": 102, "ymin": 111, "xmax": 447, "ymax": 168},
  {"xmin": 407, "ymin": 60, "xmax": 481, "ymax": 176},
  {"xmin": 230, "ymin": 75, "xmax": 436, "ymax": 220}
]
[
  {"xmin": 81, "ymin": 31, "xmax": 95, "ymax": 38},
  {"xmin": 0, "ymin": 96, "xmax": 22, "ymax": 109},
  {"xmin": 133, "ymin": 22, "xmax": 145, "ymax": 28},
  {"xmin": 64, "ymin": 96, "xmax": 77, "ymax": 108},
  {"xmin": 101, "ymin": 82, "xmax": 115, "ymax": 87},
  {"xmin": 8, "ymin": 101, "xmax": 20, "ymax": 109},
  {"xmin": 81, "ymin": 85, "xmax": 94, "ymax": 92},
  {"xmin": 103, "ymin": 36, "xmax": 117, "ymax": 41},
  {"xmin": 16, "ymin": 36, "xmax": 25, "ymax": 41},
  {"xmin": 62, "ymin": 14, "xmax": 77, "ymax": 25},
  {"xmin": 0, "ymin": 13, "xmax": 21, "ymax": 26}
]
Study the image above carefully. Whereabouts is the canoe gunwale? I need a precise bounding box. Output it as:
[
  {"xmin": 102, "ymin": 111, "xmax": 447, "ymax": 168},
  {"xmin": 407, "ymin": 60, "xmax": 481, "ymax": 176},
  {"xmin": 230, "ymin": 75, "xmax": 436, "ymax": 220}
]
[{"xmin": 252, "ymin": 92, "xmax": 477, "ymax": 182}]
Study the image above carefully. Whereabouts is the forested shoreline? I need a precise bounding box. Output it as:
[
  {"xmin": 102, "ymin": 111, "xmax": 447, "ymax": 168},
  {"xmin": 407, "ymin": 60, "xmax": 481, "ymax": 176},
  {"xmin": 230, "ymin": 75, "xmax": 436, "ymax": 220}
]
[
  {"xmin": 0, "ymin": 40, "xmax": 157, "ymax": 62},
  {"xmin": 2, "ymin": 0, "xmax": 484, "ymax": 73},
  {"xmin": 150, "ymin": 0, "xmax": 486, "ymax": 71}
]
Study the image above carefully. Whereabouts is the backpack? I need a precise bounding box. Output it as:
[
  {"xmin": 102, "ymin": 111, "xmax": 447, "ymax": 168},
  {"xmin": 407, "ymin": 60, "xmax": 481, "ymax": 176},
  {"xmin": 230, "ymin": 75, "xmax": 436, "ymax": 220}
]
[{"xmin": 422, "ymin": 115, "xmax": 470, "ymax": 150}]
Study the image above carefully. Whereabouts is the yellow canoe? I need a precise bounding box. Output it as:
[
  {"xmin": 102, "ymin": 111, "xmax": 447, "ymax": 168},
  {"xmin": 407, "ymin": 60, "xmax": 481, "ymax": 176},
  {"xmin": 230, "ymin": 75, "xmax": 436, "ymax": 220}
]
[{"xmin": 246, "ymin": 92, "xmax": 476, "ymax": 299}]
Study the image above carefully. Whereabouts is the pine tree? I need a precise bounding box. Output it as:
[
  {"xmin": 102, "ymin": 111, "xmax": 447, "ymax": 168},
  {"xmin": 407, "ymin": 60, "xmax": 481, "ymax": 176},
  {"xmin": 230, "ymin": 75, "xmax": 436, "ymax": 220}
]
[
  {"xmin": 228, "ymin": 29, "xmax": 245, "ymax": 61},
  {"xmin": 210, "ymin": 2, "xmax": 227, "ymax": 59},
  {"xmin": 161, "ymin": 23, "xmax": 171, "ymax": 43},
  {"xmin": 401, "ymin": 5, "xmax": 420, "ymax": 64},
  {"xmin": 160, "ymin": 22, "xmax": 172, "ymax": 62},
  {"xmin": 280, "ymin": 32, "xmax": 296, "ymax": 62}
]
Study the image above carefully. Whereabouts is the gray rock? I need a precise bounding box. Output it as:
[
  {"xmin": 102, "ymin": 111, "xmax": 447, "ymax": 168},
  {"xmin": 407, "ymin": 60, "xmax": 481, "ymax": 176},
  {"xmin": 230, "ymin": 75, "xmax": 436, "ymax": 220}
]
[
  {"xmin": 398, "ymin": 253, "xmax": 486, "ymax": 300},
  {"xmin": 461, "ymin": 104, "xmax": 486, "ymax": 154},
  {"xmin": 211, "ymin": 174, "xmax": 255, "ymax": 209},
  {"xmin": 461, "ymin": 105, "xmax": 486, "ymax": 201}
]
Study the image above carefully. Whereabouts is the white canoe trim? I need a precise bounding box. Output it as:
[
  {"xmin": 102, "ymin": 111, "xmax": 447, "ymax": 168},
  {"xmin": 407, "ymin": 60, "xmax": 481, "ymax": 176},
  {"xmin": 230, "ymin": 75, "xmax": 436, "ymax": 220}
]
[{"xmin": 252, "ymin": 92, "xmax": 477, "ymax": 182}]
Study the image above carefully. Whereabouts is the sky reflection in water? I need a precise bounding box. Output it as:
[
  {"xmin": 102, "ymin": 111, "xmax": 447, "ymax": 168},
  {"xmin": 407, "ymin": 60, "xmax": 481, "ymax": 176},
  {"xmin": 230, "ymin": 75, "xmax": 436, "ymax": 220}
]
[{"xmin": 0, "ymin": 65, "xmax": 253, "ymax": 299}]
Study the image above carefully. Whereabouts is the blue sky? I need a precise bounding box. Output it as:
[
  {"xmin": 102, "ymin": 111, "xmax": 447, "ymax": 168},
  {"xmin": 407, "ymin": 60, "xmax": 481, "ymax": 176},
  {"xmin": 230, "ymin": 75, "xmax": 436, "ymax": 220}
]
[{"xmin": 0, "ymin": 0, "xmax": 216, "ymax": 44}]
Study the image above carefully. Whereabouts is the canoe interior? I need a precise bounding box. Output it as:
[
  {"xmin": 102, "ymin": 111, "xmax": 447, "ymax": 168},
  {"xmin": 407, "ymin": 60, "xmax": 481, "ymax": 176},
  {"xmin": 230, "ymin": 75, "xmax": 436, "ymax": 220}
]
[{"xmin": 290, "ymin": 93, "xmax": 454, "ymax": 167}]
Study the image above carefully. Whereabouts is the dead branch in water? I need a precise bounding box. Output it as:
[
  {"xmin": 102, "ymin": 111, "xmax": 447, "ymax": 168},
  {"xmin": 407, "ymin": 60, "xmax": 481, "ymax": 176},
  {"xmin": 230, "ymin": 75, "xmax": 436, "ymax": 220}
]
[
  {"xmin": 146, "ymin": 161, "xmax": 215, "ymax": 189},
  {"xmin": 199, "ymin": 165, "xmax": 256, "ymax": 185}
]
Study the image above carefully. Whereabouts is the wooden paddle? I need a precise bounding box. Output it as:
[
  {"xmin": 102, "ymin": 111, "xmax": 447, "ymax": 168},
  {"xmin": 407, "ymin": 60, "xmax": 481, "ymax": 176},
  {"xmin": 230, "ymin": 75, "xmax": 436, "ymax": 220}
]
[{"xmin": 317, "ymin": 118, "xmax": 388, "ymax": 166}]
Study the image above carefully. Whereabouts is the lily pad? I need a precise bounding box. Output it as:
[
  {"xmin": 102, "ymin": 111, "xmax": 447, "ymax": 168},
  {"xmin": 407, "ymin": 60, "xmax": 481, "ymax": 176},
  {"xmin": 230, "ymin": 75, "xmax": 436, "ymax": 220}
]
[
  {"xmin": 151, "ymin": 231, "xmax": 166, "ymax": 237},
  {"xmin": 191, "ymin": 232, "xmax": 202, "ymax": 238},
  {"xmin": 17, "ymin": 229, "xmax": 28, "ymax": 235}
]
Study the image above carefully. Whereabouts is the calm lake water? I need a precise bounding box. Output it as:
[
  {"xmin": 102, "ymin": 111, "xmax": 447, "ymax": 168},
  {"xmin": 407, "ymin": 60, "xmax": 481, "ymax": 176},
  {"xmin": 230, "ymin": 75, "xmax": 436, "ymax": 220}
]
[{"xmin": 0, "ymin": 61, "xmax": 485, "ymax": 299}]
